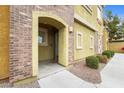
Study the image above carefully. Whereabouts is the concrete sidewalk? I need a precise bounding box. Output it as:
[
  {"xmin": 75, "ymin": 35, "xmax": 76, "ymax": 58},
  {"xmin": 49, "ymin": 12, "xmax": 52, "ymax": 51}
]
[
  {"xmin": 38, "ymin": 70, "xmax": 96, "ymax": 88},
  {"xmin": 99, "ymin": 53, "xmax": 124, "ymax": 88}
]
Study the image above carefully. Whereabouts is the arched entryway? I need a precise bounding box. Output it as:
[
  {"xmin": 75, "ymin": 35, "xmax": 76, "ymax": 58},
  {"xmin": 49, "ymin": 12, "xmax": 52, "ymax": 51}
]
[{"xmin": 32, "ymin": 12, "xmax": 69, "ymax": 77}]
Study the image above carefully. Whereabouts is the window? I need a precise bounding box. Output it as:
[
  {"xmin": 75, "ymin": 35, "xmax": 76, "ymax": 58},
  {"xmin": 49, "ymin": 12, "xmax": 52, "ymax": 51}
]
[
  {"xmin": 76, "ymin": 32, "xmax": 83, "ymax": 49},
  {"xmin": 83, "ymin": 5, "xmax": 92, "ymax": 14},
  {"xmin": 38, "ymin": 28, "xmax": 48, "ymax": 46},
  {"xmin": 90, "ymin": 35, "xmax": 94, "ymax": 49},
  {"xmin": 86, "ymin": 5, "xmax": 92, "ymax": 11},
  {"xmin": 97, "ymin": 6, "xmax": 102, "ymax": 20}
]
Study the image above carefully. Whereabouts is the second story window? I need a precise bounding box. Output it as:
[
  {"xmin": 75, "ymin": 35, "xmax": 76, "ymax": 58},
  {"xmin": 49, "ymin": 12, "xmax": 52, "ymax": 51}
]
[
  {"xmin": 86, "ymin": 5, "xmax": 92, "ymax": 10},
  {"xmin": 83, "ymin": 5, "xmax": 92, "ymax": 14}
]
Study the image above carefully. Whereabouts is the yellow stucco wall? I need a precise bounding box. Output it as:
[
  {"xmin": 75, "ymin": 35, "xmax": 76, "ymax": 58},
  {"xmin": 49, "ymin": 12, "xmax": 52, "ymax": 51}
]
[
  {"xmin": 74, "ymin": 21, "xmax": 95, "ymax": 60},
  {"xmin": 0, "ymin": 6, "xmax": 9, "ymax": 79},
  {"xmin": 38, "ymin": 30, "xmax": 54, "ymax": 61},
  {"xmin": 74, "ymin": 6, "xmax": 95, "ymax": 26},
  {"xmin": 109, "ymin": 42, "xmax": 124, "ymax": 53},
  {"xmin": 103, "ymin": 29, "xmax": 109, "ymax": 51},
  {"xmin": 73, "ymin": 5, "xmax": 105, "ymax": 60},
  {"xmin": 74, "ymin": 5, "xmax": 104, "ymax": 55},
  {"xmin": 74, "ymin": 5, "xmax": 103, "ymax": 32}
]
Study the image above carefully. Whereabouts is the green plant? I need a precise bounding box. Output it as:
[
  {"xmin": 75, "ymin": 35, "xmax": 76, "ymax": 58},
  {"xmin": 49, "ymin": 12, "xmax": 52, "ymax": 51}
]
[
  {"xmin": 110, "ymin": 50, "xmax": 115, "ymax": 57},
  {"xmin": 86, "ymin": 56, "xmax": 99, "ymax": 69},
  {"xmin": 102, "ymin": 50, "xmax": 112, "ymax": 58},
  {"xmin": 102, "ymin": 50, "xmax": 115, "ymax": 57},
  {"xmin": 96, "ymin": 54, "xmax": 108, "ymax": 64}
]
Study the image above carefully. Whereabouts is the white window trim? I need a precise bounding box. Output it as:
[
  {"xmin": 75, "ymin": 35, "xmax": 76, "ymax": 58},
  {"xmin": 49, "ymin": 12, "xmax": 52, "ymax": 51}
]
[
  {"xmin": 90, "ymin": 35, "xmax": 94, "ymax": 49},
  {"xmin": 38, "ymin": 27, "xmax": 48, "ymax": 46},
  {"xmin": 76, "ymin": 31, "xmax": 83, "ymax": 49}
]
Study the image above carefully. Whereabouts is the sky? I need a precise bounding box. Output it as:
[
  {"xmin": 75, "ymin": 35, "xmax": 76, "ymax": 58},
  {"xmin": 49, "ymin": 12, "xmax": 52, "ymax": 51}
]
[{"xmin": 104, "ymin": 5, "xmax": 124, "ymax": 20}]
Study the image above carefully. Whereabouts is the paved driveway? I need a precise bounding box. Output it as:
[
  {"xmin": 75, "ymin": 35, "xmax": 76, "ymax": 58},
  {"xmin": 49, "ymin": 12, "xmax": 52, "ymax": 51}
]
[{"xmin": 99, "ymin": 53, "xmax": 124, "ymax": 88}]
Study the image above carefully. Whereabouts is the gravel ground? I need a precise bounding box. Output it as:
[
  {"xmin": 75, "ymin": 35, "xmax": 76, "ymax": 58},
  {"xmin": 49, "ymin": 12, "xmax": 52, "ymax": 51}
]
[
  {"xmin": 68, "ymin": 61, "xmax": 106, "ymax": 84},
  {"xmin": 0, "ymin": 80, "xmax": 40, "ymax": 88}
]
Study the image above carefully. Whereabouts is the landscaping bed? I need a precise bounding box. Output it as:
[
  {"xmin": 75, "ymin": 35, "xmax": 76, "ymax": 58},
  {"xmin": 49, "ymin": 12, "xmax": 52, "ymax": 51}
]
[
  {"xmin": 68, "ymin": 50, "xmax": 114, "ymax": 84},
  {"xmin": 68, "ymin": 60, "xmax": 106, "ymax": 84}
]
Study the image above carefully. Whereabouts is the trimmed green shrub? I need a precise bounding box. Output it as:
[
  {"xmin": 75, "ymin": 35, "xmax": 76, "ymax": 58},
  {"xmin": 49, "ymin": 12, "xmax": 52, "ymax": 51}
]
[
  {"xmin": 86, "ymin": 56, "xmax": 99, "ymax": 69},
  {"xmin": 96, "ymin": 54, "xmax": 108, "ymax": 64},
  {"xmin": 110, "ymin": 50, "xmax": 115, "ymax": 57},
  {"xmin": 102, "ymin": 50, "xmax": 115, "ymax": 58},
  {"xmin": 102, "ymin": 50, "xmax": 111, "ymax": 58}
]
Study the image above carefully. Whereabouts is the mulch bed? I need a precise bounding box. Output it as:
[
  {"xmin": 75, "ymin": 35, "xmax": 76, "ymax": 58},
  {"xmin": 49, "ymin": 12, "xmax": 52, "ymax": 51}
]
[{"xmin": 68, "ymin": 61, "xmax": 106, "ymax": 84}]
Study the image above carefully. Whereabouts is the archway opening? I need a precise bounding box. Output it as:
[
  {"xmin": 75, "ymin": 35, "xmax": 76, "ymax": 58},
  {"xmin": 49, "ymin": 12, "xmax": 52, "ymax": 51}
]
[
  {"xmin": 32, "ymin": 12, "xmax": 69, "ymax": 77},
  {"xmin": 38, "ymin": 17, "xmax": 67, "ymax": 78}
]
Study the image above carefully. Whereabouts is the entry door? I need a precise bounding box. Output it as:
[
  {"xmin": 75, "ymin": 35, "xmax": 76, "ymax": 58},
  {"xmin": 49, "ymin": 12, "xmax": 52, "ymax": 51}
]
[{"xmin": 0, "ymin": 6, "xmax": 9, "ymax": 80}]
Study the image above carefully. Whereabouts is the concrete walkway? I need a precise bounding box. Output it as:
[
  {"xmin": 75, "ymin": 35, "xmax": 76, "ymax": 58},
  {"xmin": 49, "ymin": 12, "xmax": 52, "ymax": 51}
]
[
  {"xmin": 38, "ymin": 62, "xmax": 65, "ymax": 79},
  {"xmin": 38, "ymin": 70, "xmax": 96, "ymax": 88},
  {"xmin": 99, "ymin": 53, "xmax": 124, "ymax": 88}
]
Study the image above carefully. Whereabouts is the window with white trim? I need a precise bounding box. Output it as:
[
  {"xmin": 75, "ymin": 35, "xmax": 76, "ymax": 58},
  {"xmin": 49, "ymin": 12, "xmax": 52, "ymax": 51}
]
[
  {"xmin": 76, "ymin": 32, "xmax": 83, "ymax": 49},
  {"xmin": 97, "ymin": 6, "xmax": 101, "ymax": 20},
  {"xmin": 38, "ymin": 28, "xmax": 48, "ymax": 46},
  {"xmin": 90, "ymin": 35, "xmax": 94, "ymax": 49}
]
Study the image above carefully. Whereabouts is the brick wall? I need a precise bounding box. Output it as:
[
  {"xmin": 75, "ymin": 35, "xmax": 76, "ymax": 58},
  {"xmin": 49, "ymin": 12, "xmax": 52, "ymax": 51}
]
[{"xmin": 9, "ymin": 5, "xmax": 74, "ymax": 82}]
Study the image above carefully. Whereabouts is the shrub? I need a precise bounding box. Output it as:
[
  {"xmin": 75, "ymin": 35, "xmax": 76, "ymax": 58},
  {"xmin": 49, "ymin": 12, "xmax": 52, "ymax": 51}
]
[
  {"xmin": 102, "ymin": 50, "xmax": 115, "ymax": 58},
  {"xmin": 102, "ymin": 50, "xmax": 111, "ymax": 58},
  {"xmin": 110, "ymin": 50, "xmax": 115, "ymax": 57},
  {"xmin": 86, "ymin": 56, "xmax": 99, "ymax": 69},
  {"xmin": 96, "ymin": 54, "xmax": 108, "ymax": 64}
]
